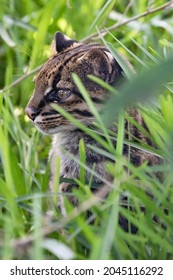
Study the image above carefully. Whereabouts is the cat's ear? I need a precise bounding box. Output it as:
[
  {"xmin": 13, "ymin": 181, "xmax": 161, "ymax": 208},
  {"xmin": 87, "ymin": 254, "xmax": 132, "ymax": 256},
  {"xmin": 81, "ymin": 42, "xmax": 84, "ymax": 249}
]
[
  {"xmin": 77, "ymin": 49, "xmax": 122, "ymax": 82},
  {"xmin": 55, "ymin": 32, "xmax": 78, "ymax": 53}
]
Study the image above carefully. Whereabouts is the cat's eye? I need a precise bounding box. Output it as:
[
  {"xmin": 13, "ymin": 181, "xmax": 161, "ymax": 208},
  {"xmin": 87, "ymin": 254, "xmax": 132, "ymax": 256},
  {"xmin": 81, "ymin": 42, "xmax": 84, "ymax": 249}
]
[
  {"xmin": 48, "ymin": 88, "xmax": 71, "ymax": 103},
  {"xmin": 57, "ymin": 89, "xmax": 71, "ymax": 101}
]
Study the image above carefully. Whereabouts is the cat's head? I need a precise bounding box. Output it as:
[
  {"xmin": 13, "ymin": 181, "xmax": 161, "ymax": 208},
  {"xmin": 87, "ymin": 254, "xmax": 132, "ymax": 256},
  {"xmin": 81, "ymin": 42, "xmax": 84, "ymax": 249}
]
[{"xmin": 25, "ymin": 32, "xmax": 123, "ymax": 134}]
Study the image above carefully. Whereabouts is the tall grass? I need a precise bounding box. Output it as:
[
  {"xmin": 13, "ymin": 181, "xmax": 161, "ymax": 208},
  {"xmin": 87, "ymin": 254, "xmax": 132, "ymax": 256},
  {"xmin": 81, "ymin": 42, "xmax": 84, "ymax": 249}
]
[{"xmin": 0, "ymin": 0, "xmax": 173, "ymax": 260}]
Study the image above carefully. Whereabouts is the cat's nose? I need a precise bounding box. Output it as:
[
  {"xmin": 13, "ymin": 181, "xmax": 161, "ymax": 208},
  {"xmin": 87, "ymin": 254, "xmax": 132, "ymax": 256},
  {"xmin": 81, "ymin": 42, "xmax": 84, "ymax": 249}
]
[{"xmin": 25, "ymin": 106, "xmax": 40, "ymax": 121}]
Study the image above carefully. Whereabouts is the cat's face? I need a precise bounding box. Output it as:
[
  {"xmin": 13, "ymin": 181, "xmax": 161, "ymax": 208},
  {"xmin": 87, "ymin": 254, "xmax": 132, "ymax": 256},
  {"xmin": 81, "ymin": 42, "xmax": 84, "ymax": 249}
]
[{"xmin": 25, "ymin": 32, "xmax": 122, "ymax": 134}]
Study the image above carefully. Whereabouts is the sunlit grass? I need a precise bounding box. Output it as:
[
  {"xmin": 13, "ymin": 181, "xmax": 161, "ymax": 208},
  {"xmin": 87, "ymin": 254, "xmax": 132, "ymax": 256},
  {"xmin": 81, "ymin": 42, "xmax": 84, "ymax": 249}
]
[{"xmin": 0, "ymin": 0, "xmax": 173, "ymax": 260}]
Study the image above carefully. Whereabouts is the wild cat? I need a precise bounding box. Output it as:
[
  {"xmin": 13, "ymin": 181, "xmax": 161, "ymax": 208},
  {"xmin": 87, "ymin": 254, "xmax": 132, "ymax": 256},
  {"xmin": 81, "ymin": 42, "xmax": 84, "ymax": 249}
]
[{"xmin": 25, "ymin": 32, "xmax": 160, "ymax": 221}]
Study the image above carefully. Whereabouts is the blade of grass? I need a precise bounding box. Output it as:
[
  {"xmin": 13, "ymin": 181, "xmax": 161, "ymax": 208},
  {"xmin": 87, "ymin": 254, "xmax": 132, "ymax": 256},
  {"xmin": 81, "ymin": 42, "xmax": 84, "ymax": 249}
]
[
  {"xmin": 90, "ymin": 188, "xmax": 119, "ymax": 259},
  {"xmin": 88, "ymin": 0, "xmax": 116, "ymax": 33},
  {"xmin": 79, "ymin": 139, "xmax": 86, "ymax": 185},
  {"xmin": 102, "ymin": 56, "xmax": 173, "ymax": 127},
  {"xmin": 104, "ymin": 29, "xmax": 148, "ymax": 69},
  {"xmin": 29, "ymin": 0, "xmax": 57, "ymax": 69},
  {"xmin": 72, "ymin": 73, "xmax": 113, "ymax": 149},
  {"xmin": 131, "ymin": 37, "xmax": 159, "ymax": 63},
  {"xmin": 51, "ymin": 103, "xmax": 111, "ymax": 152},
  {"xmin": 32, "ymin": 196, "xmax": 44, "ymax": 259}
]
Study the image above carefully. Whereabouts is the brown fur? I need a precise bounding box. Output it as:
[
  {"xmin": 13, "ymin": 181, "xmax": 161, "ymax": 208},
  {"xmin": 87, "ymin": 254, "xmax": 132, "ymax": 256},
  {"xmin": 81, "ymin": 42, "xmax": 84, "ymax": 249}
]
[{"xmin": 25, "ymin": 32, "xmax": 160, "ymax": 216}]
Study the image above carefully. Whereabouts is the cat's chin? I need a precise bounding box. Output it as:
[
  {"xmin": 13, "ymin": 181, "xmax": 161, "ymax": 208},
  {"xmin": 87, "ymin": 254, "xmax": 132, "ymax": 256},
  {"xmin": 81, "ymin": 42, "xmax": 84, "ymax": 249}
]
[{"xmin": 35, "ymin": 124, "xmax": 75, "ymax": 135}]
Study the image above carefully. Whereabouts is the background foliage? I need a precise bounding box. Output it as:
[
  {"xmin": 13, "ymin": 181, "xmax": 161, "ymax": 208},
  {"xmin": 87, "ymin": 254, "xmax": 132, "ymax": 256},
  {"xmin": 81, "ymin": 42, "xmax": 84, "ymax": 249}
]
[{"xmin": 0, "ymin": 0, "xmax": 173, "ymax": 260}]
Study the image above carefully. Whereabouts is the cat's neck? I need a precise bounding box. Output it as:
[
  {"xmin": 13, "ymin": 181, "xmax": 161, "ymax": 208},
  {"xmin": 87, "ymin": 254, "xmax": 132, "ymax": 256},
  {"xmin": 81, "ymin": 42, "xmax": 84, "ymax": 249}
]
[
  {"xmin": 51, "ymin": 129, "xmax": 105, "ymax": 162},
  {"xmin": 49, "ymin": 129, "xmax": 110, "ymax": 184}
]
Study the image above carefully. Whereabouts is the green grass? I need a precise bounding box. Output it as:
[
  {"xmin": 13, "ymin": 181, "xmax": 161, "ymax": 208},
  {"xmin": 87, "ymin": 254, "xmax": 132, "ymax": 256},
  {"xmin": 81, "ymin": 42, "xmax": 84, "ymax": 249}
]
[{"xmin": 0, "ymin": 0, "xmax": 173, "ymax": 260}]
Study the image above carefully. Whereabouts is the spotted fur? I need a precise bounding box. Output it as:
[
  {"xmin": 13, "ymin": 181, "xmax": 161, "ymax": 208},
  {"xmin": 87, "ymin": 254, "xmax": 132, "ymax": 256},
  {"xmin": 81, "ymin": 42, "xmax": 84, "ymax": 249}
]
[{"xmin": 25, "ymin": 32, "xmax": 160, "ymax": 215}]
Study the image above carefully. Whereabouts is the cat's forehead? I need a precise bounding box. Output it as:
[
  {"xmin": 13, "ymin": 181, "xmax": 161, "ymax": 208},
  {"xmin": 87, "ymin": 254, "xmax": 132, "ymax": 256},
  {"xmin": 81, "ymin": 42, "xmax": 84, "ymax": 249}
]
[{"xmin": 34, "ymin": 56, "xmax": 62, "ymax": 83}]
